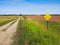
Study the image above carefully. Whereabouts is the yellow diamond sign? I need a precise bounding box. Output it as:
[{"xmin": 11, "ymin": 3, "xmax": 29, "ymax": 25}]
[{"xmin": 44, "ymin": 13, "xmax": 51, "ymax": 21}]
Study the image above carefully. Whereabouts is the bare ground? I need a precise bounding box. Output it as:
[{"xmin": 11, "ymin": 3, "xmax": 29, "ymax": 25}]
[
  {"xmin": 0, "ymin": 20, "xmax": 16, "ymax": 32},
  {"xmin": 0, "ymin": 18, "xmax": 20, "ymax": 45},
  {"xmin": 27, "ymin": 16, "xmax": 60, "ymax": 22}
]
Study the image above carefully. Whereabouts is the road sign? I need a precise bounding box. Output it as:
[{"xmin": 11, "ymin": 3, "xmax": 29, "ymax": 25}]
[
  {"xmin": 44, "ymin": 13, "xmax": 51, "ymax": 21},
  {"xmin": 44, "ymin": 13, "xmax": 51, "ymax": 30}
]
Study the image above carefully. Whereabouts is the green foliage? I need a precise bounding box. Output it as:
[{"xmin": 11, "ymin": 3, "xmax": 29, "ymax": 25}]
[
  {"xmin": 0, "ymin": 19, "xmax": 14, "ymax": 26},
  {"xmin": 12, "ymin": 18, "xmax": 59, "ymax": 45},
  {"xmin": 11, "ymin": 16, "xmax": 60, "ymax": 45},
  {"xmin": 19, "ymin": 14, "xmax": 22, "ymax": 16},
  {"xmin": 38, "ymin": 20, "xmax": 60, "ymax": 45}
]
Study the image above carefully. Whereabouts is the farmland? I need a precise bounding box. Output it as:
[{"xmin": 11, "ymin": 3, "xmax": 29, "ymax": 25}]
[
  {"xmin": 0, "ymin": 15, "xmax": 60, "ymax": 45},
  {"xmin": 0, "ymin": 16, "xmax": 18, "ymax": 26}
]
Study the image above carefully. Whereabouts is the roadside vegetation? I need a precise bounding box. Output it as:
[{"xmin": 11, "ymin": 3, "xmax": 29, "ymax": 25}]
[
  {"xmin": 39, "ymin": 20, "xmax": 60, "ymax": 45},
  {"xmin": 0, "ymin": 16, "xmax": 18, "ymax": 26},
  {"xmin": 12, "ymin": 16, "xmax": 59, "ymax": 45},
  {"xmin": 0, "ymin": 19, "xmax": 15, "ymax": 26},
  {"xmin": 32, "ymin": 18, "xmax": 60, "ymax": 45}
]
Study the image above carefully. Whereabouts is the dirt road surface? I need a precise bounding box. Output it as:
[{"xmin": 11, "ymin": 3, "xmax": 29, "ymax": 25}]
[
  {"xmin": 0, "ymin": 18, "xmax": 20, "ymax": 45},
  {"xmin": 0, "ymin": 20, "xmax": 16, "ymax": 32}
]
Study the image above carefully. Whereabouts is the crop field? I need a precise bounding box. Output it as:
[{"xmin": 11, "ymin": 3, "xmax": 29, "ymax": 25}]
[
  {"xmin": 0, "ymin": 16, "xmax": 18, "ymax": 26},
  {"xmin": 0, "ymin": 15, "xmax": 60, "ymax": 45}
]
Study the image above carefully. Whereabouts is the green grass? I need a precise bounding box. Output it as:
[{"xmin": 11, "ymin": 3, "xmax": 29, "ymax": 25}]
[
  {"xmin": 38, "ymin": 20, "xmax": 60, "ymax": 34},
  {"xmin": 12, "ymin": 17, "xmax": 59, "ymax": 45},
  {"xmin": 38, "ymin": 20, "xmax": 60, "ymax": 45},
  {"xmin": 0, "ymin": 19, "xmax": 15, "ymax": 26},
  {"xmin": 2, "ymin": 20, "xmax": 17, "ymax": 32}
]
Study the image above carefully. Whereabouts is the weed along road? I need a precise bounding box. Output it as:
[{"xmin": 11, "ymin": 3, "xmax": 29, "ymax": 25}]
[{"xmin": 0, "ymin": 18, "xmax": 20, "ymax": 45}]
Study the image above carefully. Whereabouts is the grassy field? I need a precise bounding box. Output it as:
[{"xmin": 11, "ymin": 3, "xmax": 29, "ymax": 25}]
[
  {"xmin": 0, "ymin": 16, "xmax": 18, "ymax": 26},
  {"xmin": 12, "ymin": 15, "xmax": 60, "ymax": 45},
  {"xmin": 0, "ymin": 15, "xmax": 60, "ymax": 45}
]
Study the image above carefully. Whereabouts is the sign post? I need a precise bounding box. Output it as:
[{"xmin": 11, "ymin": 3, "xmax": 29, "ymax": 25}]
[
  {"xmin": 44, "ymin": 13, "xmax": 51, "ymax": 30},
  {"xmin": 47, "ymin": 20, "xmax": 48, "ymax": 30}
]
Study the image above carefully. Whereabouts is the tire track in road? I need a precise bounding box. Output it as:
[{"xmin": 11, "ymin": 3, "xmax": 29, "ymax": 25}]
[
  {"xmin": 0, "ymin": 20, "xmax": 16, "ymax": 32},
  {"xmin": 0, "ymin": 18, "xmax": 20, "ymax": 45}
]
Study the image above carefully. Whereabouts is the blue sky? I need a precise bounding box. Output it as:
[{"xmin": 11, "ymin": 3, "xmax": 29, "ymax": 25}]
[{"xmin": 0, "ymin": 0, "xmax": 60, "ymax": 14}]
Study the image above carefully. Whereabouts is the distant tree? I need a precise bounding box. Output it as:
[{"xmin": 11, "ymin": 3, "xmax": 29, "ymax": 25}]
[{"xmin": 19, "ymin": 14, "xmax": 22, "ymax": 16}]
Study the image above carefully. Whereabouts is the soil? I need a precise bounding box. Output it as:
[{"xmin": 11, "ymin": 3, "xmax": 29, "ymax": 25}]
[{"xmin": 27, "ymin": 15, "xmax": 60, "ymax": 22}]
